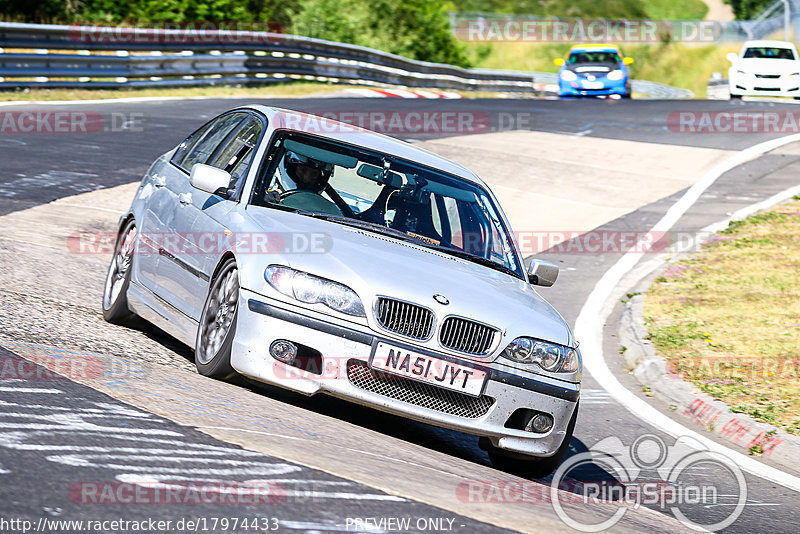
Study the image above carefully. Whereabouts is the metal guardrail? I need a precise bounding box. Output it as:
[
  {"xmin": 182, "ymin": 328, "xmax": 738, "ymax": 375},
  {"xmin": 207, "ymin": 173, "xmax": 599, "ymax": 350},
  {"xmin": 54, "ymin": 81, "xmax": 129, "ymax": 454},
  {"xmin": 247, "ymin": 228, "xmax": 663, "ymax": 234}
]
[
  {"xmin": 0, "ymin": 22, "xmax": 539, "ymax": 92},
  {"xmin": 0, "ymin": 21, "xmax": 693, "ymax": 98}
]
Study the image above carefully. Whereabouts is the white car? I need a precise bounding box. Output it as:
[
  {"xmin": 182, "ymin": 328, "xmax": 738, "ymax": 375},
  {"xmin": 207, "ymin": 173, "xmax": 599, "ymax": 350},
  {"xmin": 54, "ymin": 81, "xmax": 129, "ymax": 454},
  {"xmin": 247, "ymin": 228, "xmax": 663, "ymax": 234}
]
[
  {"xmin": 103, "ymin": 106, "xmax": 582, "ymax": 477},
  {"xmin": 728, "ymin": 40, "xmax": 800, "ymax": 99}
]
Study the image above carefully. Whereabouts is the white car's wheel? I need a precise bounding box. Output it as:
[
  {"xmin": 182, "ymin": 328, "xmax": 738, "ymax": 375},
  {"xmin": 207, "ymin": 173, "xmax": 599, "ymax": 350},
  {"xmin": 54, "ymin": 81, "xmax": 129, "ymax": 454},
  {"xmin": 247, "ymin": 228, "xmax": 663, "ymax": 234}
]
[
  {"xmin": 102, "ymin": 219, "xmax": 148, "ymax": 329},
  {"xmin": 195, "ymin": 258, "xmax": 239, "ymax": 379}
]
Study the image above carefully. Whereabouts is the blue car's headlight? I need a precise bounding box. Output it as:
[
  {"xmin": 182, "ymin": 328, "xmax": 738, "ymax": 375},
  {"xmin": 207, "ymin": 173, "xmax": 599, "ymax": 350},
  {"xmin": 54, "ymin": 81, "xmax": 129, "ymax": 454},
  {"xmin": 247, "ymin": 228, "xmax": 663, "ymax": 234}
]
[
  {"xmin": 560, "ymin": 70, "xmax": 577, "ymax": 82},
  {"xmin": 607, "ymin": 69, "xmax": 625, "ymax": 81},
  {"xmin": 265, "ymin": 265, "xmax": 366, "ymax": 317},
  {"xmin": 500, "ymin": 337, "xmax": 581, "ymax": 374}
]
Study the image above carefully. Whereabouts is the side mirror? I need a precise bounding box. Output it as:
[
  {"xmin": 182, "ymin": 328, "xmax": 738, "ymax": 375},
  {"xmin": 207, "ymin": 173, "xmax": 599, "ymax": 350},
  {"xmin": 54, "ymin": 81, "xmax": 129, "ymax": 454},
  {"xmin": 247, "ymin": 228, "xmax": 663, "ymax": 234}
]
[
  {"xmin": 726, "ymin": 52, "xmax": 738, "ymax": 63},
  {"xmin": 623, "ymin": 57, "xmax": 634, "ymax": 65},
  {"xmin": 527, "ymin": 259, "xmax": 559, "ymax": 287},
  {"xmin": 189, "ymin": 164, "xmax": 231, "ymax": 196},
  {"xmin": 554, "ymin": 58, "xmax": 565, "ymax": 67}
]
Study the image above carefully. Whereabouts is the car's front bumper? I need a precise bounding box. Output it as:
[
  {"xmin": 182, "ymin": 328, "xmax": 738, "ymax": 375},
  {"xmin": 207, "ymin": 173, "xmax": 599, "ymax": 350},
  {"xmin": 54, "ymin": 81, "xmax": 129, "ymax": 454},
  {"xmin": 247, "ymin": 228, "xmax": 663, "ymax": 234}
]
[
  {"xmin": 232, "ymin": 288, "xmax": 580, "ymax": 457},
  {"xmin": 559, "ymin": 79, "xmax": 628, "ymax": 97},
  {"xmin": 729, "ymin": 75, "xmax": 800, "ymax": 97}
]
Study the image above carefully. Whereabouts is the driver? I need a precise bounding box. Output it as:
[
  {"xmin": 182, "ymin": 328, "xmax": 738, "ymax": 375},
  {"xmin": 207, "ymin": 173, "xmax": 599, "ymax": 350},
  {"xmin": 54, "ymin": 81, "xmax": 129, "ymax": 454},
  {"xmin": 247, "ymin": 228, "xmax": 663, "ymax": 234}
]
[{"xmin": 272, "ymin": 151, "xmax": 342, "ymax": 215}]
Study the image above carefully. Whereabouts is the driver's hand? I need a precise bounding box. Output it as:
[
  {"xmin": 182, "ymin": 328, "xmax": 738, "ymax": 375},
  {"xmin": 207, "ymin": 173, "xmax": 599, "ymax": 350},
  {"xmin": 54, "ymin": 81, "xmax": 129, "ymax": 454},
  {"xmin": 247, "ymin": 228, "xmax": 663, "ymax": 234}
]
[{"xmin": 265, "ymin": 189, "xmax": 281, "ymax": 204}]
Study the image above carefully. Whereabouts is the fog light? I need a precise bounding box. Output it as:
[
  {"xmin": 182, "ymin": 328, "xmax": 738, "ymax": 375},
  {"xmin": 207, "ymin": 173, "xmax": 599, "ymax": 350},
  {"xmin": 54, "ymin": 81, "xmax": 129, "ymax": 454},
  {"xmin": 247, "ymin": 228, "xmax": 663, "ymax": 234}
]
[
  {"xmin": 270, "ymin": 340, "xmax": 297, "ymax": 363},
  {"xmin": 526, "ymin": 413, "xmax": 554, "ymax": 433}
]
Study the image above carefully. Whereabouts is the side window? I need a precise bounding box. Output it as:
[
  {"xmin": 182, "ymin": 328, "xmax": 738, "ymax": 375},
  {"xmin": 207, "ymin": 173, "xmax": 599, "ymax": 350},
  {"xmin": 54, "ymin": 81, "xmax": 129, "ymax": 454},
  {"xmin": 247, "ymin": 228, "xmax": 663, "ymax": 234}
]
[
  {"xmin": 176, "ymin": 112, "xmax": 247, "ymax": 172},
  {"xmin": 227, "ymin": 150, "xmax": 256, "ymax": 198},
  {"xmin": 171, "ymin": 122, "xmax": 212, "ymax": 166},
  {"xmin": 209, "ymin": 115, "xmax": 264, "ymax": 198},
  {"xmin": 210, "ymin": 116, "xmax": 263, "ymax": 173}
]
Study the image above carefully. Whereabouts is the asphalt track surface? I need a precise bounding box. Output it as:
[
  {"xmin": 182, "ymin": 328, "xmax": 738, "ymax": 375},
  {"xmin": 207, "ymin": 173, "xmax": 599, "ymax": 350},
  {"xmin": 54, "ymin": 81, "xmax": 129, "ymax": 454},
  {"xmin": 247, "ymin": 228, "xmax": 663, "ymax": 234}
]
[{"xmin": 2, "ymin": 96, "xmax": 800, "ymax": 532}]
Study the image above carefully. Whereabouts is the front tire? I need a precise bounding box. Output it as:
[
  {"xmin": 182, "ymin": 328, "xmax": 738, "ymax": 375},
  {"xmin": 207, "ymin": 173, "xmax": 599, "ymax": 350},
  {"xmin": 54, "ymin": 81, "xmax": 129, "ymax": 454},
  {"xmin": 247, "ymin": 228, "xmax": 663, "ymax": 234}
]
[
  {"xmin": 195, "ymin": 258, "xmax": 239, "ymax": 379},
  {"xmin": 487, "ymin": 402, "xmax": 579, "ymax": 478},
  {"xmin": 102, "ymin": 219, "xmax": 145, "ymax": 327}
]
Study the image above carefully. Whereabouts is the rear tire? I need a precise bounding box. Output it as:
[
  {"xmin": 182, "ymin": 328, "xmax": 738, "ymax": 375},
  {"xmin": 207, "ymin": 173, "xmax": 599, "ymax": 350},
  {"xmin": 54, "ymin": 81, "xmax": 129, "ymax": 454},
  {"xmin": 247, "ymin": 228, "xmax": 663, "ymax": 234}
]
[
  {"xmin": 195, "ymin": 258, "xmax": 239, "ymax": 379},
  {"xmin": 102, "ymin": 219, "xmax": 148, "ymax": 329},
  {"xmin": 487, "ymin": 402, "xmax": 579, "ymax": 478}
]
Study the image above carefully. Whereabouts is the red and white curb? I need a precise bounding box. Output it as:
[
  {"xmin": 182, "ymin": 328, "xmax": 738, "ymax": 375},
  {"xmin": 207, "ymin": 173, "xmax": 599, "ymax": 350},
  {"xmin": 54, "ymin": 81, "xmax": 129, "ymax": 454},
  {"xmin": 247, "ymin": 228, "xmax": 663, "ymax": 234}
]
[{"xmin": 345, "ymin": 88, "xmax": 462, "ymax": 99}]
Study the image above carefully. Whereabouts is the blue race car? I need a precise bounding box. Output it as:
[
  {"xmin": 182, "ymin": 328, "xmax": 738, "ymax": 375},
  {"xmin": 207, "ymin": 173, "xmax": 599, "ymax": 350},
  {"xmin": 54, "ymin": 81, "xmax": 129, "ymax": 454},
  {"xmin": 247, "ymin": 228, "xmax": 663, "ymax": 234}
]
[{"xmin": 555, "ymin": 45, "xmax": 633, "ymax": 98}]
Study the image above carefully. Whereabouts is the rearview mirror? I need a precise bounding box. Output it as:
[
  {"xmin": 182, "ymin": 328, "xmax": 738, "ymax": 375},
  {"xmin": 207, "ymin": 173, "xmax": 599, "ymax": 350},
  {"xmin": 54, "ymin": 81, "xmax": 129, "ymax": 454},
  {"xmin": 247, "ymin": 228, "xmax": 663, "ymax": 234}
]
[
  {"xmin": 726, "ymin": 52, "xmax": 738, "ymax": 63},
  {"xmin": 356, "ymin": 163, "xmax": 404, "ymax": 188},
  {"xmin": 189, "ymin": 164, "xmax": 231, "ymax": 196},
  {"xmin": 554, "ymin": 58, "xmax": 565, "ymax": 67},
  {"xmin": 527, "ymin": 259, "xmax": 559, "ymax": 287},
  {"xmin": 623, "ymin": 57, "xmax": 634, "ymax": 65}
]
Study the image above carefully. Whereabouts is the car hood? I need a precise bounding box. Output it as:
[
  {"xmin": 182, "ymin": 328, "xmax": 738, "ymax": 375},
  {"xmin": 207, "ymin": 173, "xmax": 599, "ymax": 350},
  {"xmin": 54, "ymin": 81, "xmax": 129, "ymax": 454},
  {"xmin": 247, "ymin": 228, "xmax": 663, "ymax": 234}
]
[
  {"xmin": 566, "ymin": 62, "xmax": 619, "ymax": 73},
  {"xmin": 243, "ymin": 206, "xmax": 573, "ymax": 347},
  {"xmin": 735, "ymin": 58, "xmax": 800, "ymax": 73}
]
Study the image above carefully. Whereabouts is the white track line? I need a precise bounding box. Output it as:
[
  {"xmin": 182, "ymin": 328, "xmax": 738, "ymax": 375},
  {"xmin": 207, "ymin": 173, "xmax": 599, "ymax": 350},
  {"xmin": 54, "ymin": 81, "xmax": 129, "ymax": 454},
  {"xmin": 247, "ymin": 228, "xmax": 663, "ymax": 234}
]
[
  {"xmin": 0, "ymin": 387, "xmax": 63, "ymax": 393},
  {"xmin": 574, "ymin": 133, "xmax": 800, "ymax": 493}
]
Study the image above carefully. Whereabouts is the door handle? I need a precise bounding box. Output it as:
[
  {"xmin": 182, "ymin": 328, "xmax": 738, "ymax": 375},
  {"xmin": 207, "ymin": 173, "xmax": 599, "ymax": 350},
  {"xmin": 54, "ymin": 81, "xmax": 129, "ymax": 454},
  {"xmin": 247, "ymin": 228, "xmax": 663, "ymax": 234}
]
[
  {"xmin": 152, "ymin": 175, "xmax": 166, "ymax": 188},
  {"xmin": 178, "ymin": 193, "xmax": 192, "ymax": 205}
]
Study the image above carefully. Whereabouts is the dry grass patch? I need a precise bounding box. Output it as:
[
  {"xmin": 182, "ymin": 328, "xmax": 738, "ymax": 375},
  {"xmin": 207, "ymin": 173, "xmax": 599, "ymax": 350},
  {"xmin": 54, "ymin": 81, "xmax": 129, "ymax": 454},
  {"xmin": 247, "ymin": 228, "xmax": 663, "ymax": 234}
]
[{"xmin": 645, "ymin": 198, "xmax": 800, "ymax": 433}]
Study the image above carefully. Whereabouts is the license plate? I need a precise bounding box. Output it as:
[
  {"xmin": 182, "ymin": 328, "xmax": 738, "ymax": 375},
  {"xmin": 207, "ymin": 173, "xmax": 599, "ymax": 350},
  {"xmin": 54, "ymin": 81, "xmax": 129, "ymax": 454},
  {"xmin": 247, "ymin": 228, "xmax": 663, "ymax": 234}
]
[
  {"xmin": 369, "ymin": 342, "xmax": 488, "ymax": 397},
  {"xmin": 583, "ymin": 81, "xmax": 604, "ymax": 89}
]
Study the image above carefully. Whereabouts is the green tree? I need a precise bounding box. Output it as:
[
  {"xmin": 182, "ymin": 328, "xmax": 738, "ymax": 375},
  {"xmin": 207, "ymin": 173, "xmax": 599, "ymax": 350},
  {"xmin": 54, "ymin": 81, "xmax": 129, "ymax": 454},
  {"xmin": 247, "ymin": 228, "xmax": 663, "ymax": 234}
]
[
  {"xmin": 725, "ymin": 0, "xmax": 775, "ymax": 20},
  {"xmin": 291, "ymin": 0, "xmax": 469, "ymax": 66}
]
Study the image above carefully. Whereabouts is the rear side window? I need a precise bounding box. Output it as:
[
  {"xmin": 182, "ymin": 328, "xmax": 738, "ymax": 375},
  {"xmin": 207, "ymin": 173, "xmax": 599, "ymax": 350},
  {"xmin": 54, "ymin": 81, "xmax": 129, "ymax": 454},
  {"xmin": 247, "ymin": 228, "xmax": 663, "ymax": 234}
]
[
  {"xmin": 210, "ymin": 116, "xmax": 263, "ymax": 172},
  {"xmin": 171, "ymin": 122, "xmax": 212, "ymax": 166},
  {"xmin": 210, "ymin": 116, "xmax": 265, "ymax": 197},
  {"xmin": 172, "ymin": 112, "xmax": 248, "ymax": 172}
]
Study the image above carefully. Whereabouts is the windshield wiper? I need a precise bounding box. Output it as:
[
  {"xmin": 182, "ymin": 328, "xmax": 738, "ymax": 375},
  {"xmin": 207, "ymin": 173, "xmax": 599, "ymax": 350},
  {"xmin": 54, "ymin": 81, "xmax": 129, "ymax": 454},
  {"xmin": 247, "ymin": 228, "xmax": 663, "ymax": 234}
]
[{"xmin": 295, "ymin": 212, "xmax": 418, "ymax": 242}]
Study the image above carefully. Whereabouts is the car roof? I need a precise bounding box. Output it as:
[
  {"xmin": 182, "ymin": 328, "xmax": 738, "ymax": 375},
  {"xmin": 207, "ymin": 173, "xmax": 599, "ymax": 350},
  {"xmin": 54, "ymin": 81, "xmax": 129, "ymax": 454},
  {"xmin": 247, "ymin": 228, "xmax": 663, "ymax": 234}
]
[
  {"xmin": 742, "ymin": 40, "xmax": 797, "ymax": 49},
  {"xmin": 240, "ymin": 105, "xmax": 487, "ymax": 187},
  {"xmin": 569, "ymin": 44, "xmax": 622, "ymax": 53}
]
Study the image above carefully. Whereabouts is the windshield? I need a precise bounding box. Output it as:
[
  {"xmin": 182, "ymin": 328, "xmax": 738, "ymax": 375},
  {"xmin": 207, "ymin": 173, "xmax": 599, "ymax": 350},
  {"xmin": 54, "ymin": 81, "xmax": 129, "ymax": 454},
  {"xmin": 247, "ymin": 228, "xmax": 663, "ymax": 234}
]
[
  {"xmin": 250, "ymin": 131, "xmax": 523, "ymax": 278},
  {"xmin": 567, "ymin": 51, "xmax": 621, "ymax": 64},
  {"xmin": 743, "ymin": 47, "xmax": 795, "ymax": 60}
]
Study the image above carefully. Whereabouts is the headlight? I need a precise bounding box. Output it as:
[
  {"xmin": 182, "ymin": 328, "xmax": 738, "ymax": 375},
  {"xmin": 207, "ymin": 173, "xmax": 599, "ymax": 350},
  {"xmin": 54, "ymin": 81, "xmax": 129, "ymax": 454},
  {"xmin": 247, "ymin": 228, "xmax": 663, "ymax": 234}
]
[
  {"xmin": 607, "ymin": 69, "xmax": 624, "ymax": 81},
  {"xmin": 264, "ymin": 265, "xmax": 366, "ymax": 317},
  {"xmin": 560, "ymin": 70, "xmax": 577, "ymax": 82},
  {"xmin": 500, "ymin": 337, "xmax": 581, "ymax": 374},
  {"xmin": 736, "ymin": 69, "xmax": 747, "ymax": 75}
]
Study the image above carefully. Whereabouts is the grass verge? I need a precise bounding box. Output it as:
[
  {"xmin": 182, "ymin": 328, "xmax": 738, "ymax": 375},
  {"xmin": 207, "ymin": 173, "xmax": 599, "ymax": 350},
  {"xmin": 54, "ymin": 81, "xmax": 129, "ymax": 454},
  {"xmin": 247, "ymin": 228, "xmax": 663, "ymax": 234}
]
[{"xmin": 644, "ymin": 198, "xmax": 800, "ymax": 434}]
